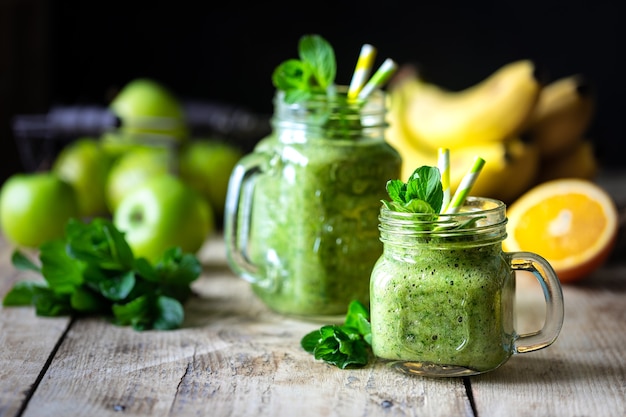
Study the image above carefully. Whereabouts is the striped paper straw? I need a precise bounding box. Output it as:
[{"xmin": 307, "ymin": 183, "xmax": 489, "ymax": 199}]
[
  {"xmin": 444, "ymin": 156, "xmax": 486, "ymax": 214},
  {"xmin": 438, "ymin": 148, "xmax": 451, "ymax": 212},
  {"xmin": 357, "ymin": 58, "xmax": 398, "ymax": 100},
  {"xmin": 348, "ymin": 44, "xmax": 377, "ymax": 100}
]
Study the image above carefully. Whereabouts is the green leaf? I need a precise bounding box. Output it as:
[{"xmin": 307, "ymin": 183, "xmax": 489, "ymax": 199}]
[
  {"xmin": 383, "ymin": 165, "xmax": 443, "ymax": 214},
  {"xmin": 39, "ymin": 239, "xmax": 86, "ymax": 294},
  {"xmin": 154, "ymin": 247, "xmax": 202, "ymax": 287},
  {"xmin": 272, "ymin": 59, "xmax": 312, "ymax": 97},
  {"xmin": 32, "ymin": 288, "xmax": 72, "ymax": 316},
  {"xmin": 3, "ymin": 216, "xmax": 201, "ymax": 332},
  {"xmin": 343, "ymin": 300, "xmax": 371, "ymax": 343},
  {"xmin": 298, "ymin": 34, "xmax": 336, "ymax": 89},
  {"xmin": 11, "ymin": 250, "xmax": 40, "ymax": 272},
  {"xmin": 301, "ymin": 329, "xmax": 323, "ymax": 353},
  {"xmin": 112, "ymin": 295, "xmax": 150, "ymax": 328},
  {"xmin": 152, "ymin": 296, "xmax": 184, "ymax": 330},
  {"xmin": 312, "ymin": 325, "xmax": 369, "ymax": 369},
  {"xmin": 300, "ymin": 300, "xmax": 373, "ymax": 369},
  {"xmin": 385, "ymin": 179, "xmax": 406, "ymax": 204},
  {"xmin": 409, "ymin": 166, "xmax": 443, "ymax": 212},
  {"xmin": 403, "ymin": 199, "xmax": 436, "ymax": 214},
  {"xmin": 65, "ymin": 218, "xmax": 134, "ymax": 270},
  {"xmin": 70, "ymin": 287, "xmax": 108, "ymax": 313},
  {"xmin": 133, "ymin": 257, "xmax": 158, "ymax": 282},
  {"xmin": 272, "ymin": 34, "xmax": 336, "ymax": 103},
  {"xmin": 2, "ymin": 281, "xmax": 46, "ymax": 306},
  {"xmin": 97, "ymin": 270, "xmax": 136, "ymax": 301}
]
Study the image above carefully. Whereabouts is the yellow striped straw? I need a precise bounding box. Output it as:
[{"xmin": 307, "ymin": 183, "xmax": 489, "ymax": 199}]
[
  {"xmin": 357, "ymin": 58, "xmax": 398, "ymax": 101},
  {"xmin": 348, "ymin": 44, "xmax": 377, "ymax": 100},
  {"xmin": 438, "ymin": 148, "xmax": 451, "ymax": 212},
  {"xmin": 444, "ymin": 156, "xmax": 486, "ymax": 214}
]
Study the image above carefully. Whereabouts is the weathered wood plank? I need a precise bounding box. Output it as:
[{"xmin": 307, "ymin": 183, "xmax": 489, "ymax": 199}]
[
  {"xmin": 472, "ymin": 262, "xmax": 626, "ymax": 417},
  {"xmin": 20, "ymin": 265, "xmax": 472, "ymax": 417},
  {"xmin": 0, "ymin": 238, "xmax": 70, "ymax": 417},
  {"xmin": 2, "ymin": 167, "xmax": 625, "ymax": 417}
]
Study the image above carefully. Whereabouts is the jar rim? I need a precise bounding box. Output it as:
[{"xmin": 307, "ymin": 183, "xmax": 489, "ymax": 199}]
[
  {"xmin": 380, "ymin": 196, "xmax": 505, "ymax": 220},
  {"xmin": 378, "ymin": 196, "xmax": 508, "ymax": 246}
]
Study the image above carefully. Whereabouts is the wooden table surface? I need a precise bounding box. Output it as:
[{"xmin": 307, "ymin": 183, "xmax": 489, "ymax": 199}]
[{"xmin": 1, "ymin": 170, "xmax": 625, "ymax": 417}]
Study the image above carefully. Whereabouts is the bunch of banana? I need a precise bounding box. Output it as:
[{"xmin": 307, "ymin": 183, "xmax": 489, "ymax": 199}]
[
  {"xmin": 521, "ymin": 74, "xmax": 597, "ymax": 183},
  {"xmin": 385, "ymin": 60, "xmax": 597, "ymax": 204},
  {"xmin": 386, "ymin": 60, "xmax": 543, "ymax": 203}
]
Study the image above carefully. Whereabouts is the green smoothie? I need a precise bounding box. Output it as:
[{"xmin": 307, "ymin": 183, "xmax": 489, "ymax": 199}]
[
  {"xmin": 370, "ymin": 244, "xmax": 516, "ymax": 374},
  {"xmin": 247, "ymin": 136, "xmax": 401, "ymax": 317}
]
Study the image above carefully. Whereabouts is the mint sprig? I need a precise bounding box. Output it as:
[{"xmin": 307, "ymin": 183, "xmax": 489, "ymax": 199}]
[
  {"xmin": 301, "ymin": 300, "xmax": 372, "ymax": 369},
  {"xmin": 2, "ymin": 218, "xmax": 201, "ymax": 331},
  {"xmin": 382, "ymin": 166, "xmax": 444, "ymax": 214},
  {"xmin": 272, "ymin": 34, "xmax": 336, "ymax": 104},
  {"xmin": 382, "ymin": 165, "xmax": 485, "ymax": 232}
]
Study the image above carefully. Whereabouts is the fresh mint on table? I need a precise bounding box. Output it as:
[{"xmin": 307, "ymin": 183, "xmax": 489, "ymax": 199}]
[
  {"xmin": 301, "ymin": 300, "xmax": 372, "ymax": 369},
  {"xmin": 2, "ymin": 217, "xmax": 201, "ymax": 331}
]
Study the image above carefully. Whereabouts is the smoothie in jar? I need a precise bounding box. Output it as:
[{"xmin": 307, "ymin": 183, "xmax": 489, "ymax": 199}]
[
  {"xmin": 370, "ymin": 242, "xmax": 515, "ymax": 374},
  {"xmin": 369, "ymin": 166, "xmax": 564, "ymax": 376},
  {"xmin": 248, "ymin": 134, "xmax": 401, "ymax": 316}
]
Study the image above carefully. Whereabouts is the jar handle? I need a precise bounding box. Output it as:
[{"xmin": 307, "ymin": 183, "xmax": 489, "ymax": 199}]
[
  {"xmin": 223, "ymin": 151, "xmax": 268, "ymax": 284},
  {"xmin": 508, "ymin": 252, "xmax": 565, "ymax": 354}
]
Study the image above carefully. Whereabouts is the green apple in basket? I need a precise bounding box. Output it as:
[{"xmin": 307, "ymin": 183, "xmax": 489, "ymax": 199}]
[
  {"xmin": 0, "ymin": 172, "xmax": 79, "ymax": 248},
  {"xmin": 104, "ymin": 146, "xmax": 174, "ymax": 213},
  {"xmin": 108, "ymin": 78, "xmax": 188, "ymax": 140},
  {"xmin": 113, "ymin": 174, "xmax": 214, "ymax": 262},
  {"xmin": 178, "ymin": 139, "xmax": 243, "ymax": 221},
  {"xmin": 52, "ymin": 137, "xmax": 113, "ymax": 217}
]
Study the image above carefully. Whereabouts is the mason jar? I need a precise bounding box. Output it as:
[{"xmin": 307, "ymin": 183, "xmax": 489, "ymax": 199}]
[
  {"xmin": 224, "ymin": 86, "xmax": 402, "ymax": 319},
  {"xmin": 370, "ymin": 196, "xmax": 564, "ymax": 376}
]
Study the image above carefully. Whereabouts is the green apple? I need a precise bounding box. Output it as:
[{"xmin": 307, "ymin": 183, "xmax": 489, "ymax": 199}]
[
  {"xmin": 109, "ymin": 78, "xmax": 188, "ymax": 142},
  {"xmin": 52, "ymin": 137, "xmax": 113, "ymax": 217},
  {"xmin": 105, "ymin": 146, "xmax": 174, "ymax": 212},
  {"xmin": 113, "ymin": 174, "xmax": 213, "ymax": 261},
  {"xmin": 0, "ymin": 172, "xmax": 79, "ymax": 248},
  {"xmin": 178, "ymin": 139, "xmax": 243, "ymax": 220}
]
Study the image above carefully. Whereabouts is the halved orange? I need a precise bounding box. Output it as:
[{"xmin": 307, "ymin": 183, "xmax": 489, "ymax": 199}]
[{"xmin": 503, "ymin": 178, "xmax": 619, "ymax": 283}]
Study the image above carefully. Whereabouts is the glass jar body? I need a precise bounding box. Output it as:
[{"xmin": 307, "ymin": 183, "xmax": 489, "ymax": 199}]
[
  {"xmin": 225, "ymin": 88, "xmax": 402, "ymax": 318},
  {"xmin": 371, "ymin": 241, "xmax": 515, "ymax": 375},
  {"xmin": 370, "ymin": 197, "xmax": 542, "ymax": 377}
]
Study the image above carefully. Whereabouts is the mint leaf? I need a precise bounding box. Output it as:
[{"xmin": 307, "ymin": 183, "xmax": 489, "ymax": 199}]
[
  {"xmin": 65, "ymin": 218, "xmax": 134, "ymax": 271},
  {"xmin": 383, "ymin": 166, "xmax": 444, "ymax": 214},
  {"xmin": 409, "ymin": 166, "xmax": 444, "ymax": 212},
  {"xmin": 2, "ymin": 281, "xmax": 46, "ymax": 306},
  {"xmin": 301, "ymin": 300, "xmax": 372, "ymax": 369},
  {"xmin": 11, "ymin": 250, "xmax": 40, "ymax": 273},
  {"xmin": 33, "ymin": 288, "xmax": 72, "ymax": 316},
  {"xmin": 272, "ymin": 59, "xmax": 314, "ymax": 103},
  {"xmin": 2, "ymin": 217, "xmax": 202, "ymax": 331},
  {"xmin": 112, "ymin": 295, "xmax": 150, "ymax": 330},
  {"xmin": 70, "ymin": 286, "xmax": 108, "ymax": 313},
  {"xmin": 39, "ymin": 239, "xmax": 86, "ymax": 294},
  {"xmin": 152, "ymin": 296, "xmax": 184, "ymax": 330},
  {"xmin": 299, "ymin": 34, "xmax": 336, "ymax": 90},
  {"xmin": 272, "ymin": 34, "xmax": 336, "ymax": 104}
]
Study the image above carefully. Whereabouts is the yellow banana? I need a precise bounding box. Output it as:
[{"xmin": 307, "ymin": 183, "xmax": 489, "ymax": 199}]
[
  {"xmin": 523, "ymin": 75, "xmax": 595, "ymax": 157},
  {"xmin": 536, "ymin": 140, "xmax": 598, "ymax": 183},
  {"xmin": 391, "ymin": 60, "xmax": 542, "ymax": 151},
  {"xmin": 386, "ymin": 71, "xmax": 436, "ymax": 180},
  {"xmin": 442, "ymin": 139, "xmax": 540, "ymax": 204},
  {"xmin": 386, "ymin": 106, "xmax": 539, "ymax": 203}
]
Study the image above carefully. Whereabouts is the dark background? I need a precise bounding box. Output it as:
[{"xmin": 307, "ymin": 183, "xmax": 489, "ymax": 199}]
[{"xmin": 1, "ymin": 0, "xmax": 623, "ymax": 185}]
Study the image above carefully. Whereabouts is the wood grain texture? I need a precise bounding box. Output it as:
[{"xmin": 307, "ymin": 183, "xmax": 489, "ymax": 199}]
[{"xmin": 1, "ymin": 167, "xmax": 625, "ymax": 417}]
